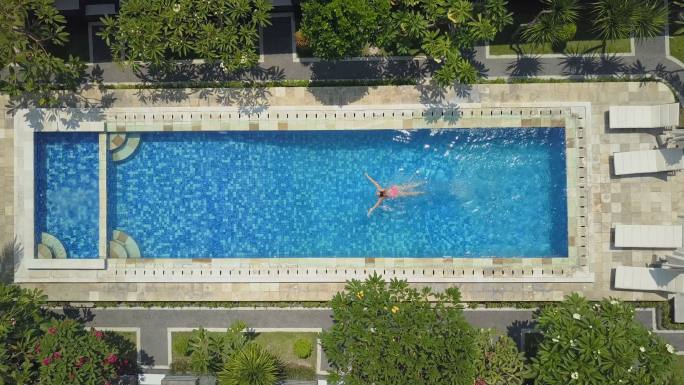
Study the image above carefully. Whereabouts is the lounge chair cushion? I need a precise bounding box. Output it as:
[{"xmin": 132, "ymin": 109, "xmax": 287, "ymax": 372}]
[
  {"xmin": 614, "ymin": 224, "xmax": 683, "ymax": 248},
  {"xmin": 614, "ymin": 266, "xmax": 684, "ymax": 293}
]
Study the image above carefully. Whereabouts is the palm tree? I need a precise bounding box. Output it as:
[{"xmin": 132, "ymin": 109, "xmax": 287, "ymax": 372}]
[
  {"xmin": 522, "ymin": 0, "xmax": 580, "ymax": 49},
  {"xmin": 592, "ymin": 0, "xmax": 667, "ymax": 42},
  {"xmin": 674, "ymin": 0, "xmax": 684, "ymax": 36},
  {"xmin": 218, "ymin": 344, "xmax": 281, "ymax": 385}
]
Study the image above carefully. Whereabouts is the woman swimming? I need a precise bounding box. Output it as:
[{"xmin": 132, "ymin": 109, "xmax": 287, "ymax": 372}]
[{"xmin": 365, "ymin": 173, "xmax": 424, "ymax": 216}]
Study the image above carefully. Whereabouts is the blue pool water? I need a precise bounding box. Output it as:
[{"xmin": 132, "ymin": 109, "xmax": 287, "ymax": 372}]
[
  {"xmin": 110, "ymin": 128, "xmax": 568, "ymax": 258},
  {"xmin": 35, "ymin": 133, "xmax": 99, "ymax": 258}
]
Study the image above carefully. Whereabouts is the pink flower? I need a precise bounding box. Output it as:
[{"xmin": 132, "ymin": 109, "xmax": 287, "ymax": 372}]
[
  {"xmin": 42, "ymin": 357, "xmax": 52, "ymax": 366},
  {"xmin": 34, "ymin": 343, "xmax": 41, "ymax": 353},
  {"xmin": 93, "ymin": 330, "xmax": 104, "ymax": 339},
  {"xmin": 475, "ymin": 379, "xmax": 488, "ymax": 385},
  {"xmin": 104, "ymin": 354, "xmax": 118, "ymax": 365},
  {"xmin": 75, "ymin": 356, "xmax": 87, "ymax": 368},
  {"xmin": 52, "ymin": 351, "xmax": 62, "ymax": 360},
  {"xmin": 47, "ymin": 327, "xmax": 57, "ymax": 335}
]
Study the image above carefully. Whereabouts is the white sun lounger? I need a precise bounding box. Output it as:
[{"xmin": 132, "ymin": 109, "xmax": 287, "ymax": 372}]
[
  {"xmin": 609, "ymin": 103, "xmax": 679, "ymax": 129},
  {"xmin": 614, "ymin": 266, "xmax": 684, "ymax": 293},
  {"xmin": 613, "ymin": 148, "xmax": 684, "ymax": 176},
  {"xmin": 614, "ymin": 224, "xmax": 683, "ymax": 248}
]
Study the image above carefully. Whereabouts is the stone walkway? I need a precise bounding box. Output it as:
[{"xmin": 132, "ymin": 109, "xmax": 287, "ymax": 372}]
[{"xmin": 66, "ymin": 306, "xmax": 684, "ymax": 373}]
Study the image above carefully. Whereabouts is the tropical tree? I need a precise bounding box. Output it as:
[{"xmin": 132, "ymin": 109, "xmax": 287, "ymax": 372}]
[
  {"xmin": 529, "ymin": 293, "xmax": 677, "ymax": 385},
  {"xmin": 522, "ymin": 0, "xmax": 580, "ymax": 47},
  {"xmin": 99, "ymin": 0, "xmax": 272, "ymax": 71},
  {"xmin": 217, "ymin": 343, "xmax": 280, "ymax": 385},
  {"xmin": 0, "ymin": 283, "xmax": 131, "ymax": 385},
  {"xmin": 299, "ymin": 0, "xmax": 513, "ymax": 85},
  {"xmin": 186, "ymin": 321, "xmax": 249, "ymax": 375},
  {"xmin": 320, "ymin": 274, "xmax": 478, "ymax": 385},
  {"xmin": 592, "ymin": 0, "xmax": 667, "ymax": 42},
  {"xmin": 674, "ymin": 0, "xmax": 684, "ymax": 36},
  {"xmin": 0, "ymin": 0, "xmax": 86, "ymax": 104},
  {"xmin": 473, "ymin": 329, "xmax": 526, "ymax": 385}
]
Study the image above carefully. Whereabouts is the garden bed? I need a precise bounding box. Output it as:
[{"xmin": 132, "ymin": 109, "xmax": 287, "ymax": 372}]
[
  {"xmin": 488, "ymin": 1, "xmax": 630, "ymax": 56},
  {"xmin": 171, "ymin": 330, "xmax": 318, "ymax": 380}
]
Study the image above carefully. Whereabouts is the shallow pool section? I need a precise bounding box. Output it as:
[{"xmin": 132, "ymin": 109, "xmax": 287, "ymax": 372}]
[
  {"xmin": 110, "ymin": 128, "xmax": 568, "ymax": 258},
  {"xmin": 35, "ymin": 132, "xmax": 99, "ymax": 258}
]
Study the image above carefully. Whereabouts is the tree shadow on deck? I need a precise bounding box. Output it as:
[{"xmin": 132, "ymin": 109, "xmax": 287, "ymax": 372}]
[
  {"xmin": 6, "ymin": 65, "xmax": 115, "ymax": 130},
  {"xmin": 132, "ymin": 63, "xmax": 286, "ymax": 113},
  {"xmin": 0, "ymin": 238, "xmax": 22, "ymax": 284}
]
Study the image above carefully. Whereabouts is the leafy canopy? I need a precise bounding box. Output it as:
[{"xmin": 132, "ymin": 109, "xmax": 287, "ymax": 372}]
[
  {"xmin": 473, "ymin": 329, "xmax": 526, "ymax": 385},
  {"xmin": 592, "ymin": 0, "xmax": 667, "ymax": 41},
  {"xmin": 0, "ymin": 0, "xmax": 86, "ymax": 104},
  {"xmin": 299, "ymin": 0, "xmax": 513, "ymax": 85},
  {"xmin": 99, "ymin": 0, "xmax": 272, "ymax": 71},
  {"xmin": 522, "ymin": 0, "xmax": 580, "ymax": 47},
  {"xmin": 187, "ymin": 321, "xmax": 249, "ymax": 375},
  {"xmin": 0, "ymin": 283, "xmax": 129, "ymax": 385},
  {"xmin": 320, "ymin": 273, "xmax": 478, "ymax": 385},
  {"xmin": 217, "ymin": 343, "xmax": 280, "ymax": 385},
  {"xmin": 530, "ymin": 293, "xmax": 676, "ymax": 385}
]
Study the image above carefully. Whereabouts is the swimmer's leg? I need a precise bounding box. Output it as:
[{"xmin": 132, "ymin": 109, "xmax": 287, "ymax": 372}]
[{"xmin": 399, "ymin": 190, "xmax": 424, "ymax": 197}]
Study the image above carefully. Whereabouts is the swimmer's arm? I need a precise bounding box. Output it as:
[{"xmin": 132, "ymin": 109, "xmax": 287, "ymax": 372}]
[
  {"xmin": 365, "ymin": 173, "xmax": 382, "ymax": 190},
  {"xmin": 368, "ymin": 197, "xmax": 384, "ymax": 216}
]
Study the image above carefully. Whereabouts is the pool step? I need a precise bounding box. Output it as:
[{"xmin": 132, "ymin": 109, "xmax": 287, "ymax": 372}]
[
  {"xmin": 111, "ymin": 230, "xmax": 141, "ymax": 258},
  {"xmin": 40, "ymin": 232, "xmax": 67, "ymax": 259},
  {"xmin": 109, "ymin": 240, "xmax": 128, "ymax": 259},
  {"xmin": 37, "ymin": 243, "xmax": 53, "ymax": 259},
  {"xmin": 108, "ymin": 133, "xmax": 127, "ymax": 151},
  {"xmin": 111, "ymin": 134, "xmax": 140, "ymax": 162}
]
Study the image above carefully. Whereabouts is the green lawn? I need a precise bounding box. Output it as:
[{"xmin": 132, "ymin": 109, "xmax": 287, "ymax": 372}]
[
  {"xmin": 488, "ymin": 39, "xmax": 631, "ymax": 56},
  {"xmin": 670, "ymin": 31, "xmax": 684, "ymax": 63},
  {"xmin": 172, "ymin": 330, "xmax": 317, "ymax": 369},
  {"xmin": 109, "ymin": 331, "xmax": 137, "ymax": 345}
]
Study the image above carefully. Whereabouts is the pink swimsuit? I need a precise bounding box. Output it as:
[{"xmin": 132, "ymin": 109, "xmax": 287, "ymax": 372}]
[{"xmin": 387, "ymin": 186, "xmax": 399, "ymax": 198}]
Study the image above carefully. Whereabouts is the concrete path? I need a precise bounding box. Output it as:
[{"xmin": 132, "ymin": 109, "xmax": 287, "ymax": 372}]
[{"xmin": 66, "ymin": 307, "xmax": 684, "ymax": 373}]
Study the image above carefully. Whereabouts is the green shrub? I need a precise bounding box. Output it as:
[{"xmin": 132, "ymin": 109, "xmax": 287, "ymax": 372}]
[
  {"xmin": 556, "ymin": 23, "xmax": 577, "ymax": 41},
  {"xmin": 218, "ymin": 344, "xmax": 281, "ymax": 385},
  {"xmin": 293, "ymin": 338, "xmax": 313, "ymax": 359},
  {"xmin": 170, "ymin": 357, "xmax": 192, "ymax": 374},
  {"xmin": 474, "ymin": 330, "xmax": 526, "ymax": 385},
  {"xmin": 283, "ymin": 364, "xmax": 317, "ymax": 380}
]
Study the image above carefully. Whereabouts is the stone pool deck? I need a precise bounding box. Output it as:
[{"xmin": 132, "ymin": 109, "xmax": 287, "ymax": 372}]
[{"xmin": 2, "ymin": 82, "xmax": 681, "ymax": 302}]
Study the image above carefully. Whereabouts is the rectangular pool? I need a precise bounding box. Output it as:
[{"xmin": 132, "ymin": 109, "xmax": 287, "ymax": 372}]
[
  {"xmin": 107, "ymin": 128, "xmax": 568, "ymax": 258},
  {"xmin": 35, "ymin": 132, "xmax": 99, "ymax": 258}
]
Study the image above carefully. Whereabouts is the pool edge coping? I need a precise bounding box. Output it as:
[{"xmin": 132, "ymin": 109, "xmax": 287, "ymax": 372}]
[{"xmin": 13, "ymin": 102, "xmax": 590, "ymax": 283}]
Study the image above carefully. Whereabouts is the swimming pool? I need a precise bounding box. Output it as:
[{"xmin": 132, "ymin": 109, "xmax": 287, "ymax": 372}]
[
  {"xmin": 35, "ymin": 133, "xmax": 100, "ymax": 258},
  {"xmin": 107, "ymin": 128, "xmax": 568, "ymax": 258},
  {"xmin": 33, "ymin": 128, "xmax": 568, "ymax": 259}
]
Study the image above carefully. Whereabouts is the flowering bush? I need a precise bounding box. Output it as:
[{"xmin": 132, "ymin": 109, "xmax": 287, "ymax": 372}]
[
  {"xmin": 36, "ymin": 320, "xmax": 122, "ymax": 385},
  {"xmin": 529, "ymin": 293, "xmax": 676, "ymax": 385},
  {"xmin": 0, "ymin": 284, "xmax": 50, "ymax": 385},
  {"xmin": 321, "ymin": 274, "xmax": 478, "ymax": 385}
]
